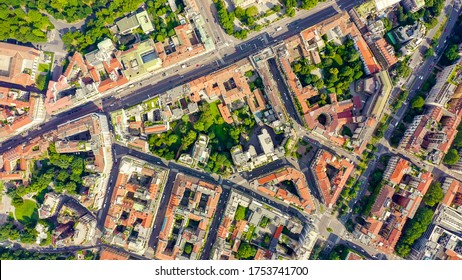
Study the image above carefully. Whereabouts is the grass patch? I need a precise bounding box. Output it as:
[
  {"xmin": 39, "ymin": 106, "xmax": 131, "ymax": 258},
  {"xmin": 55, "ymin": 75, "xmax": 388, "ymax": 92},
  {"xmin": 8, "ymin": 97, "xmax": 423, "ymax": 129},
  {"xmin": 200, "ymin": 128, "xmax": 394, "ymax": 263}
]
[
  {"xmin": 36, "ymin": 74, "xmax": 49, "ymax": 91},
  {"xmin": 15, "ymin": 199, "xmax": 38, "ymax": 226},
  {"xmin": 246, "ymin": 225, "xmax": 256, "ymax": 241},
  {"xmin": 38, "ymin": 63, "xmax": 50, "ymax": 72},
  {"xmin": 143, "ymin": 96, "xmax": 160, "ymax": 110},
  {"xmin": 209, "ymin": 101, "xmax": 221, "ymax": 118}
]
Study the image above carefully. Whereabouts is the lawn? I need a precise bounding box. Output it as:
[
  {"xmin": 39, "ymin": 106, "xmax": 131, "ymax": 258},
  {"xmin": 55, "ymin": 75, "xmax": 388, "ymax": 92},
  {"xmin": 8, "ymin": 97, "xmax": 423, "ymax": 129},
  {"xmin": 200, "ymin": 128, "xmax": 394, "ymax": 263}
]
[
  {"xmin": 38, "ymin": 63, "xmax": 50, "ymax": 73},
  {"xmin": 15, "ymin": 199, "xmax": 38, "ymax": 226},
  {"xmin": 143, "ymin": 96, "xmax": 160, "ymax": 110},
  {"xmin": 209, "ymin": 101, "xmax": 221, "ymax": 118},
  {"xmin": 36, "ymin": 74, "xmax": 49, "ymax": 91},
  {"xmin": 246, "ymin": 225, "xmax": 256, "ymax": 241}
]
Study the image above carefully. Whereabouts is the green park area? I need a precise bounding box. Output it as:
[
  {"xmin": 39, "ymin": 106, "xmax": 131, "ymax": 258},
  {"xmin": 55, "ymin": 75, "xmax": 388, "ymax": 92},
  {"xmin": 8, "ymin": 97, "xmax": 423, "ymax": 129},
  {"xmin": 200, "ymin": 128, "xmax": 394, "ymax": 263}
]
[
  {"xmin": 148, "ymin": 101, "xmax": 255, "ymax": 175},
  {"xmin": 15, "ymin": 200, "xmax": 38, "ymax": 225},
  {"xmin": 292, "ymin": 38, "xmax": 364, "ymax": 102}
]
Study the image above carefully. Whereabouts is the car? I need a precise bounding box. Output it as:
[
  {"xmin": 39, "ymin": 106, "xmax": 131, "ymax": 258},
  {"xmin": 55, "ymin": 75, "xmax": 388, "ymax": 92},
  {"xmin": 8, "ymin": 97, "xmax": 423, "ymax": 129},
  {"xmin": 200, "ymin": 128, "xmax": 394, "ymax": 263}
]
[
  {"xmin": 181, "ymin": 64, "xmax": 186, "ymax": 68},
  {"xmin": 196, "ymin": 64, "xmax": 200, "ymax": 67},
  {"xmin": 419, "ymin": 75, "xmax": 424, "ymax": 80},
  {"xmin": 275, "ymin": 26, "xmax": 282, "ymax": 31}
]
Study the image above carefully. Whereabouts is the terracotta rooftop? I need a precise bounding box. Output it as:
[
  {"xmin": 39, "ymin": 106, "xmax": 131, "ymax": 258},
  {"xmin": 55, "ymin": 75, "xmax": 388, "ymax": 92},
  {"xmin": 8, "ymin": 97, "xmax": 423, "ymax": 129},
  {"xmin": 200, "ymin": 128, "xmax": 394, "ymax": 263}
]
[
  {"xmin": 0, "ymin": 42, "xmax": 40, "ymax": 87},
  {"xmin": 256, "ymin": 167, "xmax": 316, "ymax": 213},
  {"xmin": 389, "ymin": 158, "xmax": 410, "ymax": 185},
  {"xmin": 217, "ymin": 103, "xmax": 233, "ymax": 124},
  {"xmin": 375, "ymin": 38, "xmax": 398, "ymax": 67},
  {"xmin": 311, "ymin": 149, "xmax": 354, "ymax": 208},
  {"xmin": 442, "ymin": 179, "xmax": 462, "ymax": 207},
  {"xmin": 99, "ymin": 247, "xmax": 130, "ymax": 260}
]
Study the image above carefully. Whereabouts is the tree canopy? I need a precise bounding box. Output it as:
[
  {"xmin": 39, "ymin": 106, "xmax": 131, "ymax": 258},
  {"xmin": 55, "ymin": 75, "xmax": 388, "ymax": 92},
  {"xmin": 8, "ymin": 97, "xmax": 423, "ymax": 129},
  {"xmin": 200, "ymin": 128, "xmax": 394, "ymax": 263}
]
[
  {"xmin": 423, "ymin": 182, "xmax": 444, "ymax": 207},
  {"xmin": 445, "ymin": 44, "xmax": 460, "ymax": 62},
  {"xmin": 236, "ymin": 242, "xmax": 257, "ymax": 259},
  {"xmin": 0, "ymin": 1, "xmax": 54, "ymax": 43},
  {"xmin": 443, "ymin": 148, "xmax": 460, "ymax": 165},
  {"xmin": 411, "ymin": 96, "xmax": 425, "ymax": 109},
  {"xmin": 395, "ymin": 207, "xmax": 434, "ymax": 257},
  {"xmin": 234, "ymin": 205, "xmax": 248, "ymax": 221}
]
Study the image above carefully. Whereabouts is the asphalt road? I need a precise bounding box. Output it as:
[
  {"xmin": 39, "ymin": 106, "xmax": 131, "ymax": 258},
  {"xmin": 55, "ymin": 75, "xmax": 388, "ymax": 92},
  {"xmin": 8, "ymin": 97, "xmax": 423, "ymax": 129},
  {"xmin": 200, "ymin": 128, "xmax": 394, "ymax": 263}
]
[
  {"xmin": 201, "ymin": 187, "xmax": 231, "ymax": 259},
  {"xmin": 267, "ymin": 57, "xmax": 303, "ymax": 124}
]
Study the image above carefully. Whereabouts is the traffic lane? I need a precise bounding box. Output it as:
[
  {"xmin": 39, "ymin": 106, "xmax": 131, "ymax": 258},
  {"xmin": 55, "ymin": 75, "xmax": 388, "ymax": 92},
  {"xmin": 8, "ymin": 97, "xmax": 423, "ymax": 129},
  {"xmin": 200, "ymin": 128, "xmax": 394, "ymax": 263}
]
[
  {"xmin": 201, "ymin": 188, "xmax": 231, "ymax": 259},
  {"xmin": 113, "ymin": 144, "xmax": 167, "ymax": 167},
  {"xmin": 96, "ymin": 160, "xmax": 120, "ymax": 229},
  {"xmin": 148, "ymin": 170, "xmax": 178, "ymax": 249},
  {"xmin": 267, "ymin": 57, "xmax": 303, "ymax": 124}
]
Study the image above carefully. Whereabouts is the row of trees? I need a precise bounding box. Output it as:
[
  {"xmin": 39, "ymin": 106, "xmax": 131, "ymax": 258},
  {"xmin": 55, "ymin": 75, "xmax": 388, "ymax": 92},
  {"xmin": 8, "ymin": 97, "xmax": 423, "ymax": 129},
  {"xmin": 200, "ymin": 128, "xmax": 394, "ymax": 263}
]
[
  {"xmin": 444, "ymin": 122, "xmax": 462, "ymax": 165},
  {"xmin": 0, "ymin": 1, "xmax": 54, "ymax": 43},
  {"xmin": 285, "ymin": 0, "xmax": 325, "ymax": 17},
  {"xmin": 391, "ymin": 90, "xmax": 409, "ymax": 112},
  {"xmin": 214, "ymin": 0, "xmax": 250, "ymax": 39},
  {"xmin": 0, "ymin": 247, "xmax": 75, "ymax": 260},
  {"xmin": 395, "ymin": 207, "xmax": 434, "ymax": 257}
]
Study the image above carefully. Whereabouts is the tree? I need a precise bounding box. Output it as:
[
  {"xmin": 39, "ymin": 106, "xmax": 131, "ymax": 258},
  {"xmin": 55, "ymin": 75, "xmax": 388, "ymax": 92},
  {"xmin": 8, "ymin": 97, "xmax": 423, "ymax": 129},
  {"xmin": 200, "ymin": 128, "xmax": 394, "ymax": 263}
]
[
  {"xmin": 11, "ymin": 195, "xmax": 24, "ymax": 207},
  {"xmin": 424, "ymin": 47, "xmax": 434, "ymax": 59},
  {"xmin": 236, "ymin": 242, "xmax": 256, "ymax": 259},
  {"xmin": 301, "ymin": 0, "xmax": 318, "ymax": 10},
  {"xmin": 181, "ymin": 130, "xmax": 197, "ymax": 151},
  {"xmin": 235, "ymin": 7, "xmax": 245, "ymax": 19},
  {"xmin": 285, "ymin": 0, "xmax": 297, "ymax": 9},
  {"xmin": 184, "ymin": 243, "xmax": 193, "ymax": 255},
  {"xmin": 395, "ymin": 62, "xmax": 411, "ymax": 78},
  {"xmin": 382, "ymin": 17, "xmax": 393, "ymax": 31},
  {"xmin": 411, "ymin": 96, "xmax": 425, "ymax": 109},
  {"xmin": 234, "ymin": 205, "xmax": 247, "ymax": 221},
  {"xmin": 443, "ymin": 148, "xmax": 460, "ymax": 165},
  {"xmin": 286, "ymin": 7, "xmax": 296, "ymax": 17},
  {"xmin": 245, "ymin": 6, "xmax": 258, "ymax": 18},
  {"xmin": 423, "ymin": 182, "xmax": 444, "ymax": 207},
  {"xmin": 272, "ymin": 5, "xmax": 281, "ymax": 12},
  {"xmin": 56, "ymin": 170, "xmax": 69, "ymax": 182},
  {"xmin": 156, "ymin": 34, "xmax": 165, "ymax": 42},
  {"xmin": 445, "ymin": 44, "xmax": 460, "ymax": 62}
]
